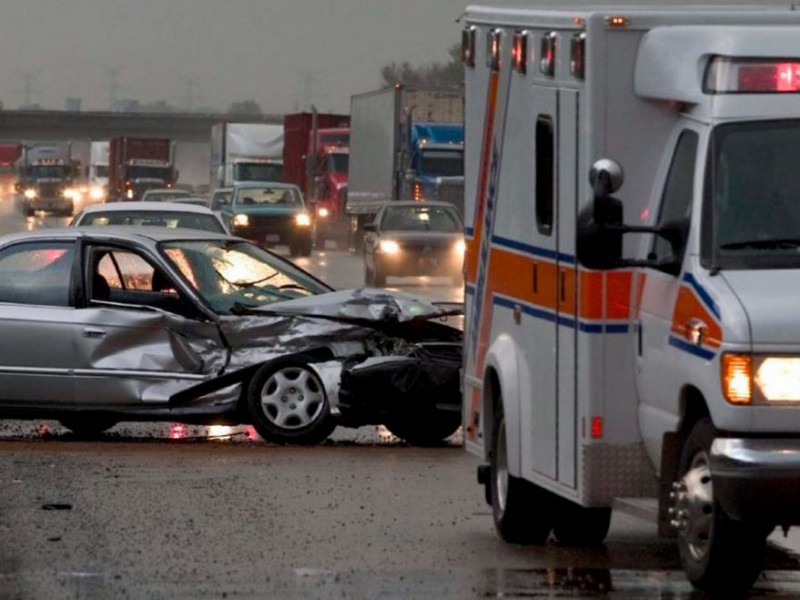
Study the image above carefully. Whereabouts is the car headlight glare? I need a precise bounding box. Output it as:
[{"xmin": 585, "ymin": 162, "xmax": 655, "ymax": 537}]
[
  {"xmin": 126, "ymin": 189, "xmax": 134, "ymax": 199},
  {"xmin": 379, "ymin": 239, "xmax": 400, "ymax": 254},
  {"xmin": 89, "ymin": 186, "xmax": 105, "ymax": 200},
  {"xmin": 295, "ymin": 212, "xmax": 312, "ymax": 227},
  {"xmin": 24, "ymin": 188, "xmax": 37, "ymax": 199},
  {"xmin": 232, "ymin": 213, "xmax": 249, "ymax": 227},
  {"xmin": 455, "ymin": 239, "xmax": 466, "ymax": 255},
  {"xmin": 317, "ymin": 207, "xmax": 330, "ymax": 219},
  {"xmin": 63, "ymin": 188, "xmax": 78, "ymax": 200}
]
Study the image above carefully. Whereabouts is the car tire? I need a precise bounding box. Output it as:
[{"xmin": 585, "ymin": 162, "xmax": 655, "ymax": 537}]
[
  {"xmin": 552, "ymin": 502, "xmax": 612, "ymax": 546},
  {"xmin": 673, "ymin": 418, "xmax": 767, "ymax": 594},
  {"xmin": 245, "ymin": 355, "xmax": 336, "ymax": 445},
  {"xmin": 384, "ymin": 409, "xmax": 461, "ymax": 446},
  {"xmin": 59, "ymin": 414, "xmax": 118, "ymax": 438},
  {"xmin": 491, "ymin": 411, "xmax": 555, "ymax": 544}
]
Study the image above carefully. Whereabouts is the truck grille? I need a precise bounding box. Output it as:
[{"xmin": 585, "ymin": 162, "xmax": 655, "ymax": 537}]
[{"xmin": 37, "ymin": 182, "xmax": 62, "ymax": 199}]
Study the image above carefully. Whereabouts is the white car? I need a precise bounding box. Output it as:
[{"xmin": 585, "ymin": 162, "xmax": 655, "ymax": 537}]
[
  {"xmin": 70, "ymin": 201, "xmax": 228, "ymax": 234},
  {"xmin": 139, "ymin": 188, "xmax": 193, "ymax": 203}
]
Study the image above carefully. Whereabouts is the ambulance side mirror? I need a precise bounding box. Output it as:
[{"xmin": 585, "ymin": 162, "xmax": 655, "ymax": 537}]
[{"xmin": 576, "ymin": 159, "xmax": 625, "ymax": 269}]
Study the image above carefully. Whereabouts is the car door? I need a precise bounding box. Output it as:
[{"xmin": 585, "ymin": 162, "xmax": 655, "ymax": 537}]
[
  {"xmin": 72, "ymin": 242, "xmax": 227, "ymax": 407},
  {"xmin": 0, "ymin": 239, "xmax": 79, "ymax": 406}
]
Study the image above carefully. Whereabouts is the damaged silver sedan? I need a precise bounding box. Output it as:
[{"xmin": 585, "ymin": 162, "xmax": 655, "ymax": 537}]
[{"xmin": 0, "ymin": 227, "xmax": 463, "ymax": 445}]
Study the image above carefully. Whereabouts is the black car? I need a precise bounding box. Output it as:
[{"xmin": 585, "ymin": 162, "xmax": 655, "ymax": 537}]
[{"xmin": 363, "ymin": 201, "xmax": 465, "ymax": 286}]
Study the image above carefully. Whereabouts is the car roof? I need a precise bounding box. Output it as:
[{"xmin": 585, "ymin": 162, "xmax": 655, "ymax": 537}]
[
  {"xmin": 79, "ymin": 201, "xmax": 215, "ymax": 214},
  {"xmin": 142, "ymin": 188, "xmax": 191, "ymax": 194},
  {"xmin": 0, "ymin": 226, "xmax": 235, "ymax": 247}
]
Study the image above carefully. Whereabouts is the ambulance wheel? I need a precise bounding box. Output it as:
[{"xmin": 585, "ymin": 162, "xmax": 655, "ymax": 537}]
[
  {"xmin": 245, "ymin": 355, "xmax": 336, "ymax": 445},
  {"xmin": 552, "ymin": 502, "xmax": 611, "ymax": 546},
  {"xmin": 673, "ymin": 418, "xmax": 767, "ymax": 594},
  {"xmin": 490, "ymin": 412, "xmax": 554, "ymax": 544}
]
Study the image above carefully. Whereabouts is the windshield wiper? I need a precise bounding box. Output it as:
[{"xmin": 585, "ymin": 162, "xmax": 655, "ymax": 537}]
[{"xmin": 720, "ymin": 238, "xmax": 800, "ymax": 250}]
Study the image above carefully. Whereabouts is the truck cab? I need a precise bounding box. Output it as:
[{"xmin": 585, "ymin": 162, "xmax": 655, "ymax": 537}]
[
  {"xmin": 406, "ymin": 122, "xmax": 464, "ymax": 216},
  {"xmin": 15, "ymin": 143, "xmax": 79, "ymax": 216}
]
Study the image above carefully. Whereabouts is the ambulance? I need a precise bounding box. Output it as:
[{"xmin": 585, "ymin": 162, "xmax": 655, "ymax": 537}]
[{"xmin": 461, "ymin": 4, "xmax": 800, "ymax": 593}]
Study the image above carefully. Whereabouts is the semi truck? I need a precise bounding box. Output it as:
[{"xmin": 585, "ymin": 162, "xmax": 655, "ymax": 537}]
[
  {"xmin": 283, "ymin": 111, "xmax": 350, "ymax": 246},
  {"xmin": 108, "ymin": 137, "xmax": 177, "ymax": 202},
  {"xmin": 209, "ymin": 122, "xmax": 283, "ymax": 189},
  {"xmin": 346, "ymin": 85, "xmax": 464, "ymax": 252},
  {"xmin": 0, "ymin": 143, "xmax": 22, "ymax": 201},
  {"xmin": 15, "ymin": 142, "xmax": 79, "ymax": 216},
  {"xmin": 461, "ymin": 4, "xmax": 800, "ymax": 595},
  {"xmin": 87, "ymin": 140, "xmax": 110, "ymax": 202}
]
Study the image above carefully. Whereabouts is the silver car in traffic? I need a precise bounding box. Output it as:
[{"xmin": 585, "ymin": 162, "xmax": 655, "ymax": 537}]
[{"xmin": 0, "ymin": 227, "xmax": 462, "ymax": 445}]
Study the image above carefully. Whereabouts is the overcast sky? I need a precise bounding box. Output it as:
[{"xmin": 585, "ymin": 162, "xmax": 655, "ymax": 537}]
[{"xmin": 0, "ymin": 0, "xmax": 767, "ymax": 114}]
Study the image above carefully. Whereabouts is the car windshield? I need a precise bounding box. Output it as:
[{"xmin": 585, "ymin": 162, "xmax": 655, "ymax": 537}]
[
  {"xmin": 161, "ymin": 239, "xmax": 330, "ymax": 315},
  {"xmin": 77, "ymin": 210, "xmax": 226, "ymax": 233},
  {"xmin": 28, "ymin": 165, "xmax": 72, "ymax": 179},
  {"xmin": 234, "ymin": 186, "xmax": 303, "ymax": 207},
  {"xmin": 329, "ymin": 153, "xmax": 349, "ymax": 173},
  {"xmin": 381, "ymin": 205, "xmax": 462, "ymax": 232},
  {"xmin": 704, "ymin": 119, "xmax": 800, "ymax": 269},
  {"xmin": 233, "ymin": 163, "xmax": 283, "ymax": 182}
]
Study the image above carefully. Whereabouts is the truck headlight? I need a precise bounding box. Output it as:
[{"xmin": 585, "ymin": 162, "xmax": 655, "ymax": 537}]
[
  {"xmin": 232, "ymin": 213, "xmax": 249, "ymax": 227},
  {"xmin": 23, "ymin": 188, "xmax": 37, "ymax": 199},
  {"xmin": 379, "ymin": 239, "xmax": 400, "ymax": 254},
  {"xmin": 63, "ymin": 188, "xmax": 78, "ymax": 200},
  {"xmin": 722, "ymin": 353, "xmax": 800, "ymax": 404},
  {"xmin": 295, "ymin": 212, "xmax": 312, "ymax": 227},
  {"xmin": 89, "ymin": 186, "xmax": 105, "ymax": 200}
]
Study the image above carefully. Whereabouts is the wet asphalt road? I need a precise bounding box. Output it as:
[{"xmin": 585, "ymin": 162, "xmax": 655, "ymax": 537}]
[{"xmin": 3, "ymin": 201, "xmax": 800, "ymax": 598}]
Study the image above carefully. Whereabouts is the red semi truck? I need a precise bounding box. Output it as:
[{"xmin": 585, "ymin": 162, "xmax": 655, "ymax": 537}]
[
  {"xmin": 283, "ymin": 112, "xmax": 350, "ymax": 246},
  {"xmin": 108, "ymin": 137, "xmax": 177, "ymax": 202}
]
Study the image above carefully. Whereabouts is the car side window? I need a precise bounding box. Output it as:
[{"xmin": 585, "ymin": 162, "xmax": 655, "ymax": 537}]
[
  {"xmin": 0, "ymin": 241, "xmax": 75, "ymax": 306},
  {"xmin": 91, "ymin": 247, "xmax": 190, "ymax": 315}
]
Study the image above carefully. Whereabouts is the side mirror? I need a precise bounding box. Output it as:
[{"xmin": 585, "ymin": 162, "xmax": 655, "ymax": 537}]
[
  {"xmin": 576, "ymin": 159, "xmax": 625, "ymax": 269},
  {"xmin": 211, "ymin": 198, "xmax": 227, "ymax": 210}
]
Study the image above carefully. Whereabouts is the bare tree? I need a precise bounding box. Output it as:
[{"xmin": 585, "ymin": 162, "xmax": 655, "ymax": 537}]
[{"xmin": 380, "ymin": 44, "xmax": 462, "ymax": 87}]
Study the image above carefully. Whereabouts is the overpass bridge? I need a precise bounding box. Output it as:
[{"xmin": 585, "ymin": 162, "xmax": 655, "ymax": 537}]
[{"xmin": 0, "ymin": 110, "xmax": 285, "ymax": 188}]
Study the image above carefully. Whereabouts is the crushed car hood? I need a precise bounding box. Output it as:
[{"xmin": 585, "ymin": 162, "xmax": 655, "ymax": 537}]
[{"xmin": 248, "ymin": 288, "xmax": 463, "ymax": 324}]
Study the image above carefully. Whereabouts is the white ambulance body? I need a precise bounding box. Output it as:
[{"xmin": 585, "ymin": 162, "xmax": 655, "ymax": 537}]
[{"xmin": 462, "ymin": 4, "xmax": 800, "ymax": 593}]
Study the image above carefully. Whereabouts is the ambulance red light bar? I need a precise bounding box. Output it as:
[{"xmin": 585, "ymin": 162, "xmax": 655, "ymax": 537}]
[
  {"xmin": 570, "ymin": 32, "xmax": 586, "ymax": 80},
  {"xmin": 704, "ymin": 56, "xmax": 800, "ymax": 94},
  {"xmin": 512, "ymin": 31, "xmax": 528, "ymax": 74},
  {"xmin": 539, "ymin": 32, "xmax": 557, "ymax": 77},
  {"xmin": 462, "ymin": 26, "xmax": 476, "ymax": 68},
  {"xmin": 487, "ymin": 29, "xmax": 502, "ymax": 71}
]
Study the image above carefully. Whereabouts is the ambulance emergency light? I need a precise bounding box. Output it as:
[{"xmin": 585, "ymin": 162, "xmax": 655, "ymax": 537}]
[{"xmin": 705, "ymin": 56, "xmax": 800, "ymax": 93}]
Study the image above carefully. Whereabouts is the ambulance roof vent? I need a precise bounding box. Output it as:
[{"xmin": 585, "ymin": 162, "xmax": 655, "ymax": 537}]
[{"xmin": 635, "ymin": 26, "xmax": 800, "ymax": 104}]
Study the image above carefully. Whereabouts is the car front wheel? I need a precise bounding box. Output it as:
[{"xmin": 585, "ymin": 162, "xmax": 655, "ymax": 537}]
[{"xmin": 245, "ymin": 356, "xmax": 336, "ymax": 445}]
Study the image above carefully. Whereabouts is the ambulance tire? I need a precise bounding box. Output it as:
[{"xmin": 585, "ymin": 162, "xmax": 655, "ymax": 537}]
[
  {"xmin": 490, "ymin": 413, "xmax": 554, "ymax": 544},
  {"xmin": 675, "ymin": 418, "xmax": 767, "ymax": 594},
  {"xmin": 552, "ymin": 502, "xmax": 611, "ymax": 546}
]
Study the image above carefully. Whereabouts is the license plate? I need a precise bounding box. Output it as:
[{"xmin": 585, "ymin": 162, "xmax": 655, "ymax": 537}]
[{"xmin": 265, "ymin": 234, "xmax": 280, "ymax": 243}]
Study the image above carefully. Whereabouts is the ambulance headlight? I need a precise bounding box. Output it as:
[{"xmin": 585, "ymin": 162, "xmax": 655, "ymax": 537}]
[
  {"xmin": 378, "ymin": 239, "xmax": 400, "ymax": 254},
  {"xmin": 755, "ymin": 357, "xmax": 800, "ymax": 402},
  {"xmin": 232, "ymin": 213, "xmax": 249, "ymax": 227},
  {"xmin": 722, "ymin": 354, "xmax": 800, "ymax": 404},
  {"xmin": 24, "ymin": 188, "xmax": 37, "ymax": 199}
]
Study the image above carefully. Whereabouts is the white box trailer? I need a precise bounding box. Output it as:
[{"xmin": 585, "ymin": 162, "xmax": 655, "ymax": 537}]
[
  {"xmin": 462, "ymin": 4, "xmax": 800, "ymax": 593},
  {"xmin": 209, "ymin": 122, "xmax": 284, "ymax": 189}
]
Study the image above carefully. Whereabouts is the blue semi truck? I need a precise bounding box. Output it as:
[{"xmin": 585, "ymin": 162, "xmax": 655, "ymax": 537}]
[{"xmin": 346, "ymin": 85, "xmax": 464, "ymax": 252}]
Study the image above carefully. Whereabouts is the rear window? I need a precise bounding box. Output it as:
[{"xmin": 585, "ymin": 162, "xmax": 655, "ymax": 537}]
[{"xmin": 78, "ymin": 211, "xmax": 226, "ymax": 233}]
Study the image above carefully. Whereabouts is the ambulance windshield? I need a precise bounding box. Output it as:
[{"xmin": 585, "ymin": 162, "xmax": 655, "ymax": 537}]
[{"xmin": 705, "ymin": 119, "xmax": 800, "ymax": 269}]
